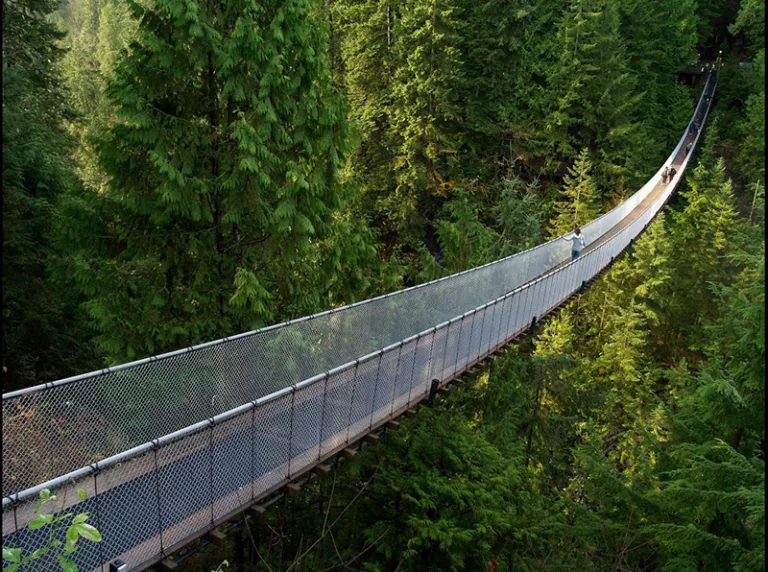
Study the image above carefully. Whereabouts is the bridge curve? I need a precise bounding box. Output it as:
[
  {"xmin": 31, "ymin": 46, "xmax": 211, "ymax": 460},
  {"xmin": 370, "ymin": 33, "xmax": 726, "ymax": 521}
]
[{"xmin": 2, "ymin": 71, "xmax": 717, "ymax": 572}]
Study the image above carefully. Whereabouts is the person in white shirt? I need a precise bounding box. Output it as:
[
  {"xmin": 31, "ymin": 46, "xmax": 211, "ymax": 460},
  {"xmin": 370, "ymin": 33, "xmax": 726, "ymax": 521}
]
[{"xmin": 562, "ymin": 227, "xmax": 586, "ymax": 261}]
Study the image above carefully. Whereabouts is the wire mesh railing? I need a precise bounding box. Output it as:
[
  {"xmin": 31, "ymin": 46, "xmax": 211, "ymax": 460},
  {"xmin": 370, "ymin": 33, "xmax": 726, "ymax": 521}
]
[{"xmin": 2, "ymin": 72, "xmax": 717, "ymax": 571}]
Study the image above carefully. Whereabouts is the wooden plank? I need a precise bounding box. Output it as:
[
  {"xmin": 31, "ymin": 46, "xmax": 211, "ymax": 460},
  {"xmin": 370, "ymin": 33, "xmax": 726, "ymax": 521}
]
[
  {"xmin": 207, "ymin": 529, "xmax": 227, "ymax": 547},
  {"xmin": 286, "ymin": 482, "xmax": 302, "ymax": 495},
  {"xmin": 316, "ymin": 464, "xmax": 333, "ymax": 475}
]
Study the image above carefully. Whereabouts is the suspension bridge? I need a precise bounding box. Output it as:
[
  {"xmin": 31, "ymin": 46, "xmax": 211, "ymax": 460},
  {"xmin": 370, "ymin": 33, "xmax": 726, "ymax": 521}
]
[{"xmin": 1, "ymin": 71, "xmax": 717, "ymax": 571}]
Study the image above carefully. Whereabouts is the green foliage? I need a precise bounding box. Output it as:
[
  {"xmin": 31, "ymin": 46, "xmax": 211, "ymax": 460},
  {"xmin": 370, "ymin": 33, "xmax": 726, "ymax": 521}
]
[
  {"xmin": 549, "ymin": 148, "xmax": 603, "ymax": 237},
  {"xmin": 546, "ymin": 0, "xmax": 643, "ymax": 188},
  {"xmin": 2, "ymin": 489, "xmax": 102, "ymax": 572},
  {"xmin": 358, "ymin": 409, "xmax": 540, "ymax": 570},
  {"xmin": 729, "ymin": 0, "xmax": 765, "ymax": 52},
  {"xmin": 2, "ymin": 0, "xmax": 99, "ymax": 391},
  {"xmin": 56, "ymin": 0, "xmax": 140, "ymax": 192},
  {"xmin": 669, "ymin": 159, "xmax": 742, "ymax": 335},
  {"xmin": 733, "ymin": 49, "xmax": 765, "ymax": 185},
  {"xmin": 59, "ymin": 0, "xmax": 389, "ymax": 362}
]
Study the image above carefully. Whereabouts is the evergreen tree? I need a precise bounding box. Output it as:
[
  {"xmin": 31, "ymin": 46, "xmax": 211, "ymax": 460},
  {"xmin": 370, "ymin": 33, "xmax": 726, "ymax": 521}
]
[
  {"xmin": 669, "ymin": 159, "xmax": 742, "ymax": 336},
  {"xmin": 62, "ymin": 0, "xmax": 384, "ymax": 361},
  {"xmin": 734, "ymin": 49, "xmax": 765, "ymax": 185},
  {"xmin": 56, "ymin": 0, "xmax": 141, "ymax": 191},
  {"xmin": 2, "ymin": 0, "xmax": 98, "ymax": 390},
  {"xmin": 546, "ymin": 0, "xmax": 642, "ymax": 189},
  {"xmin": 387, "ymin": 0, "xmax": 466, "ymax": 244},
  {"xmin": 729, "ymin": 0, "xmax": 765, "ymax": 53},
  {"xmin": 549, "ymin": 148, "xmax": 603, "ymax": 237},
  {"xmin": 354, "ymin": 408, "xmax": 542, "ymax": 571},
  {"xmin": 490, "ymin": 169, "xmax": 543, "ymax": 257},
  {"xmin": 332, "ymin": 0, "xmax": 402, "ymax": 244},
  {"xmin": 616, "ymin": 0, "xmax": 698, "ymax": 175}
]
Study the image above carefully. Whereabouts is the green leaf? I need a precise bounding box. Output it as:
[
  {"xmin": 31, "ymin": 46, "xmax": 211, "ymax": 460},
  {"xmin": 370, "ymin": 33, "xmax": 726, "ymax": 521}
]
[
  {"xmin": 57, "ymin": 554, "xmax": 78, "ymax": 572},
  {"xmin": 66, "ymin": 525, "xmax": 79, "ymax": 551},
  {"xmin": 72, "ymin": 514, "xmax": 88, "ymax": 525},
  {"xmin": 28, "ymin": 513, "xmax": 54, "ymax": 530},
  {"xmin": 54, "ymin": 513, "xmax": 73, "ymax": 524},
  {"xmin": 2, "ymin": 547, "xmax": 21, "ymax": 563},
  {"xmin": 75, "ymin": 523, "xmax": 102, "ymax": 542},
  {"xmin": 78, "ymin": 490, "xmax": 88, "ymax": 502},
  {"xmin": 39, "ymin": 490, "xmax": 51, "ymax": 502},
  {"xmin": 3, "ymin": 563, "xmax": 20, "ymax": 572}
]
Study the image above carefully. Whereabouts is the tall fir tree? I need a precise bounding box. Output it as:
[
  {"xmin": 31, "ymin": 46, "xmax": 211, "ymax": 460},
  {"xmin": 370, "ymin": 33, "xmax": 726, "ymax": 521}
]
[
  {"xmin": 546, "ymin": 0, "xmax": 642, "ymax": 189},
  {"xmin": 62, "ymin": 0, "xmax": 385, "ymax": 361},
  {"xmin": 2, "ymin": 0, "xmax": 98, "ymax": 390},
  {"xmin": 669, "ymin": 158, "xmax": 742, "ymax": 338},
  {"xmin": 58, "ymin": 0, "xmax": 139, "ymax": 192},
  {"xmin": 332, "ymin": 0, "xmax": 402, "ymax": 246},
  {"xmin": 549, "ymin": 148, "xmax": 603, "ymax": 237},
  {"xmin": 387, "ymin": 0, "xmax": 467, "ymax": 245},
  {"xmin": 616, "ymin": 0, "xmax": 698, "ymax": 174}
]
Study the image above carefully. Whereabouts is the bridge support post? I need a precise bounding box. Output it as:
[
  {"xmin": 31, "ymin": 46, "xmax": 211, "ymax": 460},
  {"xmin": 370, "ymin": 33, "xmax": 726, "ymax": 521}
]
[{"xmin": 427, "ymin": 379, "xmax": 440, "ymax": 407}]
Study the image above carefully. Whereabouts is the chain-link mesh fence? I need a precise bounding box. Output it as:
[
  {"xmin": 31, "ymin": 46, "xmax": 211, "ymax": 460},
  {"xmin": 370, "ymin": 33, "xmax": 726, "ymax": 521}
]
[{"xmin": 2, "ymin": 74, "xmax": 716, "ymax": 571}]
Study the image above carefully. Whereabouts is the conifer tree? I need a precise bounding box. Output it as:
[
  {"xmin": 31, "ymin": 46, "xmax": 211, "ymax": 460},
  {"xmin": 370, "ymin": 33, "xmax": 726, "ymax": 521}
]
[
  {"xmin": 594, "ymin": 216, "xmax": 672, "ymax": 338},
  {"xmin": 669, "ymin": 159, "xmax": 742, "ymax": 334},
  {"xmin": 59, "ymin": 0, "xmax": 139, "ymax": 191},
  {"xmin": 546, "ymin": 0, "xmax": 642, "ymax": 188},
  {"xmin": 387, "ymin": 0, "xmax": 466, "ymax": 243},
  {"xmin": 549, "ymin": 148, "xmax": 603, "ymax": 237},
  {"xmin": 2, "ymin": 0, "xmax": 98, "ymax": 389},
  {"xmin": 332, "ymin": 0, "xmax": 401, "ymax": 243},
  {"xmin": 617, "ymin": 0, "xmax": 698, "ymax": 164},
  {"xmin": 491, "ymin": 172, "xmax": 542, "ymax": 258},
  {"xmin": 63, "ymin": 0, "xmax": 383, "ymax": 361},
  {"xmin": 734, "ymin": 49, "xmax": 765, "ymax": 184}
]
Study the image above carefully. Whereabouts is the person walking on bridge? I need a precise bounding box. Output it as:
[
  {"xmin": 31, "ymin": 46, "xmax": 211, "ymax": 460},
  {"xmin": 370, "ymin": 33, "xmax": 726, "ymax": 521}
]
[
  {"xmin": 685, "ymin": 141, "xmax": 693, "ymax": 156},
  {"xmin": 662, "ymin": 165, "xmax": 669, "ymax": 183},
  {"xmin": 669, "ymin": 166, "xmax": 677, "ymax": 181},
  {"xmin": 562, "ymin": 227, "xmax": 586, "ymax": 261}
]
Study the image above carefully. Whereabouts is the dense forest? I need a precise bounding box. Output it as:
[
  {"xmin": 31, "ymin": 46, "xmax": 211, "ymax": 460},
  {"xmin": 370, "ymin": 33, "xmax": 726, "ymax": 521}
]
[{"xmin": 1, "ymin": 0, "xmax": 764, "ymax": 569}]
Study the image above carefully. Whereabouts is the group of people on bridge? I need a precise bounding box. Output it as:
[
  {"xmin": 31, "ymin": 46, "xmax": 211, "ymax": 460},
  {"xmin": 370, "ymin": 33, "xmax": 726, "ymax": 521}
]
[{"xmin": 662, "ymin": 165, "xmax": 677, "ymax": 184}]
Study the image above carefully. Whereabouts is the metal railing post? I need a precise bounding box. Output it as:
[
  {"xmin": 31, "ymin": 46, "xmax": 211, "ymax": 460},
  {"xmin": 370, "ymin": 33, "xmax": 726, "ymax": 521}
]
[
  {"xmin": 91, "ymin": 471, "xmax": 105, "ymax": 572},
  {"xmin": 390, "ymin": 343, "xmax": 404, "ymax": 417},
  {"xmin": 344, "ymin": 361, "xmax": 360, "ymax": 445},
  {"xmin": 209, "ymin": 420, "xmax": 215, "ymax": 528},
  {"xmin": 287, "ymin": 390, "xmax": 296, "ymax": 479},
  {"xmin": 406, "ymin": 335, "xmax": 421, "ymax": 406},
  {"xmin": 465, "ymin": 310, "xmax": 477, "ymax": 370},
  {"xmin": 250, "ymin": 404, "xmax": 256, "ymax": 502},
  {"xmin": 368, "ymin": 353, "xmax": 384, "ymax": 430},
  {"xmin": 152, "ymin": 443, "xmax": 165, "ymax": 557}
]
